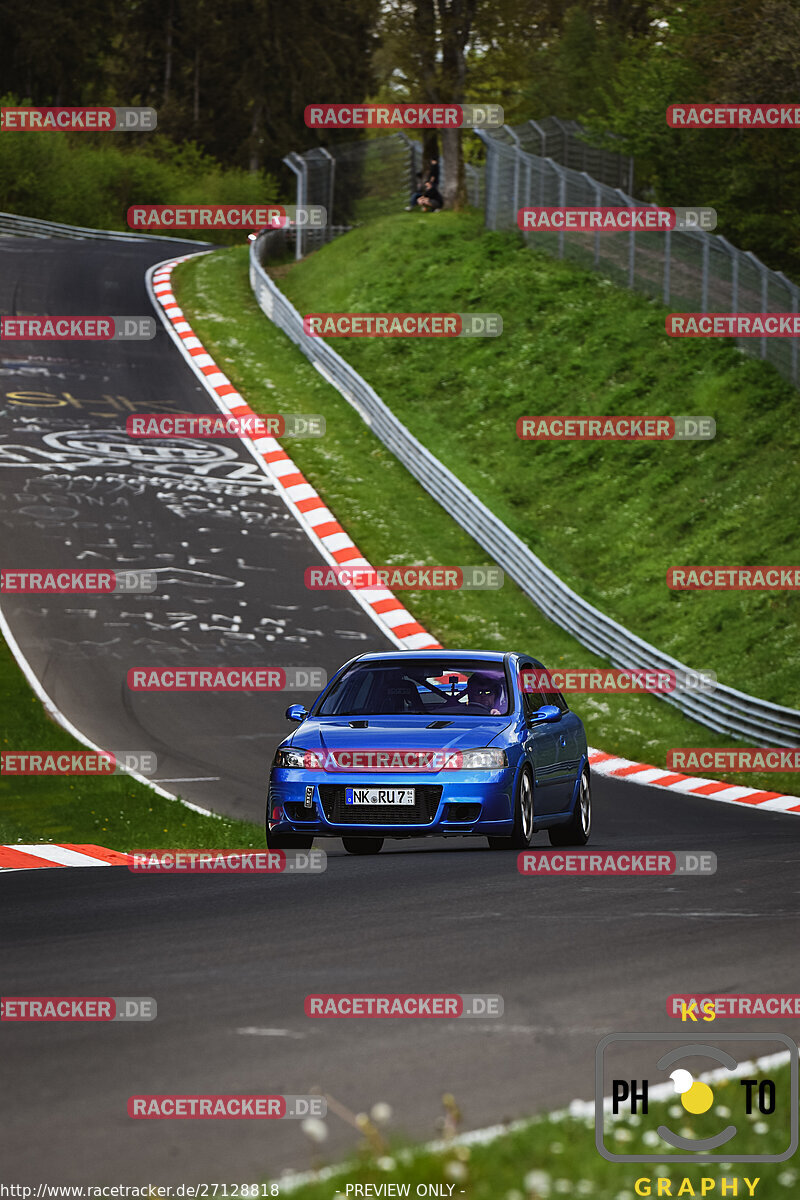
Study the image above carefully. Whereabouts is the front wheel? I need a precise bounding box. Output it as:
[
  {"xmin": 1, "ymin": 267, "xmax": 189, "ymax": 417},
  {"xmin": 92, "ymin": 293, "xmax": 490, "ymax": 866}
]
[
  {"xmin": 342, "ymin": 837, "xmax": 384, "ymax": 855},
  {"xmin": 487, "ymin": 767, "xmax": 534, "ymax": 850},
  {"xmin": 548, "ymin": 768, "xmax": 591, "ymax": 846}
]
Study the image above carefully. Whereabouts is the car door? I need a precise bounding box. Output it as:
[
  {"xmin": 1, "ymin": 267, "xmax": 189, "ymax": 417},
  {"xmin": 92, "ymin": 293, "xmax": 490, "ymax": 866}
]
[
  {"xmin": 543, "ymin": 687, "xmax": 585, "ymax": 808},
  {"xmin": 520, "ymin": 669, "xmax": 565, "ymax": 815}
]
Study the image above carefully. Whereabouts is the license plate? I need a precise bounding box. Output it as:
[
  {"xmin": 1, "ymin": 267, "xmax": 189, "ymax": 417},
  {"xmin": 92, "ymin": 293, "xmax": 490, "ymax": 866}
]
[{"xmin": 345, "ymin": 787, "xmax": 416, "ymax": 806}]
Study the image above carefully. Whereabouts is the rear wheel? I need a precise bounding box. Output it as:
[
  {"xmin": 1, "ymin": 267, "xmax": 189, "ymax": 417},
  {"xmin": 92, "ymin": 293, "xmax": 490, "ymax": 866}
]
[
  {"xmin": 342, "ymin": 837, "xmax": 384, "ymax": 855},
  {"xmin": 487, "ymin": 766, "xmax": 534, "ymax": 850},
  {"xmin": 265, "ymin": 826, "xmax": 314, "ymax": 850},
  {"xmin": 549, "ymin": 768, "xmax": 591, "ymax": 846}
]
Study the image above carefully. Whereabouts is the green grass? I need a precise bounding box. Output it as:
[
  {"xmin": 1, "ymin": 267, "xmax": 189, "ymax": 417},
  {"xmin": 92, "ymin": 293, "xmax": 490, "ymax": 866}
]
[
  {"xmin": 275, "ymin": 213, "xmax": 800, "ymax": 712},
  {"xmin": 171, "ymin": 244, "xmax": 800, "ymax": 797},
  {"xmin": 0, "ymin": 634, "xmax": 262, "ymax": 848},
  {"xmin": 267, "ymin": 1062, "xmax": 798, "ymax": 1199}
]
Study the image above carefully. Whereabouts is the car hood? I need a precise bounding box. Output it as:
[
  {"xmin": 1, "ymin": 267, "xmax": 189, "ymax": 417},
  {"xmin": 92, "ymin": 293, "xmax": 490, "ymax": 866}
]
[{"xmin": 286, "ymin": 715, "xmax": 511, "ymax": 752}]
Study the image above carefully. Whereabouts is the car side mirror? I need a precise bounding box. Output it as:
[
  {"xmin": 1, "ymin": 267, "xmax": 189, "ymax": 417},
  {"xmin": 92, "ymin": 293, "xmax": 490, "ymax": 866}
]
[
  {"xmin": 530, "ymin": 704, "xmax": 561, "ymax": 724},
  {"xmin": 285, "ymin": 703, "xmax": 308, "ymax": 723}
]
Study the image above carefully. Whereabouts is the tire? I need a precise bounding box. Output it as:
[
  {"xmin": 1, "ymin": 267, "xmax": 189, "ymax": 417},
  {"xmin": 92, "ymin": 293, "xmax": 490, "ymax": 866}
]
[
  {"xmin": 265, "ymin": 826, "xmax": 314, "ymax": 850},
  {"xmin": 487, "ymin": 766, "xmax": 534, "ymax": 850},
  {"xmin": 548, "ymin": 768, "xmax": 591, "ymax": 846},
  {"xmin": 342, "ymin": 836, "xmax": 384, "ymax": 855}
]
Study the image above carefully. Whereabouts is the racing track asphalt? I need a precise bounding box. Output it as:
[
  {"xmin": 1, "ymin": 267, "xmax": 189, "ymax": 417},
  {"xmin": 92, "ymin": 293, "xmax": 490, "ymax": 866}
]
[{"xmin": 1, "ymin": 237, "xmax": 799, "ymax": 1184}]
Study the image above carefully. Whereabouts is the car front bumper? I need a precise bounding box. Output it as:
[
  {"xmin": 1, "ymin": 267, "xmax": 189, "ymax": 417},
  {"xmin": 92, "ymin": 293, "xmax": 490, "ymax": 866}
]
[{"xmin": 267, "ymin": 767, "xmax": 516, "ymax": 837}]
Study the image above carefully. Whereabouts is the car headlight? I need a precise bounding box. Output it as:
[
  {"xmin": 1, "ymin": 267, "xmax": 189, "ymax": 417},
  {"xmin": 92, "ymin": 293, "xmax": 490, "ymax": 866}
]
[
  {"xmin": 273, "ymin": 747, "xmax": 312, "ymax": 769},
  {"xmin": 450, "ymin": 748, "xmax": 508, "ymax": 770}
]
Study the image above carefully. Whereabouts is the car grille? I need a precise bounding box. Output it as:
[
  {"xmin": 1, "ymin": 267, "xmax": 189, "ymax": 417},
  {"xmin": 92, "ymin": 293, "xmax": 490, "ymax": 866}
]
[{"xmin": 318, "ymin": 785, "xmax": 442, "ymax": 825}]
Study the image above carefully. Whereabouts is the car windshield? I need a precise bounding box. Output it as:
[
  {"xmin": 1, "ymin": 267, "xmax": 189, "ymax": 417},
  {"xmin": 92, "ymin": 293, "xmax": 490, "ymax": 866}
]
[{"xmin": 316, "ymin": 659, "xmax": 511, "ymax": 717}]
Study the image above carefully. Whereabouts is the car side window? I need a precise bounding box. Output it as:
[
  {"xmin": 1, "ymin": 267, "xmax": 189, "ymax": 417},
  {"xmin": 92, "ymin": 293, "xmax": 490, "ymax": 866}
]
[
  {"xmin": 545, "ymin": 689, "xmax": 569, "ymax": 713},
  {"xmin": 520, "ymin": 664, "xmax": 546, "ymax": 718}
]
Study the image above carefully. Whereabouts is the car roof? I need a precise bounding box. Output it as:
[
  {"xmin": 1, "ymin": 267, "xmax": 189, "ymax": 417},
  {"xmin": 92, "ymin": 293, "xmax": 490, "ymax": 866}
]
[{"xmin": 351, "ymin": 650, "xmax": 510, "ymax": 663}]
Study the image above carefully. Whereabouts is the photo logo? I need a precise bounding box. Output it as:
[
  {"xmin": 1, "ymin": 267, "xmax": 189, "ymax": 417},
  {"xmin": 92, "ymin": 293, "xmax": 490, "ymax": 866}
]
[{"xmin": 596, "ymin": 1032, "xmax": 798, "ymax": 1162}]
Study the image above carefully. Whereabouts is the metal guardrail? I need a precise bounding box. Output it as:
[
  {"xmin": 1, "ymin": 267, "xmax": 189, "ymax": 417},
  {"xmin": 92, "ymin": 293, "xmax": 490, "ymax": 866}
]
[
  {"xmin": 249, "ymin": 227, "xmax": 800, "ymax": 746},
  {"xmin": 0, "ymin": 211, "xmax": 211, "ymax": 243}
]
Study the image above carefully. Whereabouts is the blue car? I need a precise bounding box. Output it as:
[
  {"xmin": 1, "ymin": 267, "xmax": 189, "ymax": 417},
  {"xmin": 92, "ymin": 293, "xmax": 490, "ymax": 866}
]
[{"xmin": 266, "ymin": 650, "xmax": 591, "ymax": 855}]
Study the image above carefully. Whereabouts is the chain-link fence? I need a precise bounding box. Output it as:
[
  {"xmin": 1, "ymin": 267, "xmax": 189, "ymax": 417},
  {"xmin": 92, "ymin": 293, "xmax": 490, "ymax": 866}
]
[
  {"xmin": 284, "ymin": 121, "xmax": 800, "ymax": 388},
  {"xmin": 477, "ymin": 127, "xmax": 800, "ymax": 388},
  {"xmin": 493, "ymin": 117, "xmax": 634, "ymax": 191},
  {"xmin": 284, "ymin": 132, "xmax": 415, "ymax": 256}
]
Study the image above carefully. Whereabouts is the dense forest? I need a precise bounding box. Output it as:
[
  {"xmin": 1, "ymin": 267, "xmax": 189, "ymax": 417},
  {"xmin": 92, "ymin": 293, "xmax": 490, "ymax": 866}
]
[{"xmin": 1, "ymin": 0, "xmax": 799, "ymax": 270}]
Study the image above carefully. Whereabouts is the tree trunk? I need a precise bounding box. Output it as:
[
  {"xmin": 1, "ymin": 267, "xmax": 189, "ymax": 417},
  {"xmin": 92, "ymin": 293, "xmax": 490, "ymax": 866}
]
[
  {"xmin": 163, "ymin": 0, "xmax": 174, "ymax": 104},
  {"xmin": 438, "ymin": 0, "xmax": 476, "ymax": 210}
]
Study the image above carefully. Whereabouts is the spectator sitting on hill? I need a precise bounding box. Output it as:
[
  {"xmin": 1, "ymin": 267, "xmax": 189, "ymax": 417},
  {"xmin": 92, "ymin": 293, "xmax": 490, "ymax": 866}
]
[
  {"xmin": 417, "ymin": 179, "xmax": 443, "ymax": 212},
  {"xmin": 405, "ymin": 171, "xmax": 425, "ymax": 210}
]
